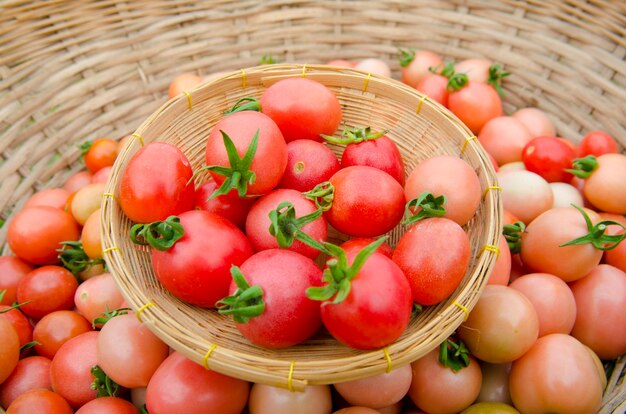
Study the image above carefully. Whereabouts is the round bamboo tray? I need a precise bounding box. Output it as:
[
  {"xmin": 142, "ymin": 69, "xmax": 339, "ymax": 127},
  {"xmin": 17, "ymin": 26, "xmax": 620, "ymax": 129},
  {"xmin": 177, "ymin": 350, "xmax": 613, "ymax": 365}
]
[
  {"xmin": 0, "ymin": 0, "xmax": 624, "ymax": 410},
  {"xmin": 101, "ymin": 63, "xmax": 501, "ymax": 391}
]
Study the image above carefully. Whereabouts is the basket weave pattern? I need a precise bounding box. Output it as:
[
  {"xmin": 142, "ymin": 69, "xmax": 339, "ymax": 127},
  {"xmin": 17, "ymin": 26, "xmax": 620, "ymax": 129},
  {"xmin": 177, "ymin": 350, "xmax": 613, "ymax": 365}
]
[{"xmin": 0, "ymin": 0, "xmax": 624, "ymax": 411}]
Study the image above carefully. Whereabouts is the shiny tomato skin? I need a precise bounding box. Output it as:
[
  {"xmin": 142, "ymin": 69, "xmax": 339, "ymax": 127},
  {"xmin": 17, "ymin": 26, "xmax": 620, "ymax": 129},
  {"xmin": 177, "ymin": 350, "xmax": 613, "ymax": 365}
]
[
  {"xmin": 0, "ymin": 317, "xmax": 20, "ymax": 384},
  {"xmin": 321, "ymin": 249, "xmax": 412, "ymax": 349},
  {"xmin": 84, "ymin": 138, "xmax": 118, "ymax": 174},
  {"xmin": 340, "ymin": 238, "xmax": 393, "ymax": 258},
  {"xmin": 206, "ymin": 111, "xmax": 287, "ymax": 196},
  {"xmin": 229, "ymin": 249, "xmax": 323, "ymax": 348},
  {"xmin": 245, "ymin": 189, "xmax": 327, "ymax": 259},
  {"xmin": 76, "ymin": 396, "xmax": 139, "ymax": 414},
  {"xmin": 119, "ymin": 142, "xmax": 195, "ymax": 223},
  {"xmin": 33, "ymin": 310, "xmax": 92, "ymax": 359},
  {"xmin": 341, "ymin": 136, "xmax": 406, "ymax": 186},
  {"xmin": 278, "ymin": 139, "xmax": 340, "ymax": 192},
  {"xmin": 327, "ymin": 166, "xmax": 405, "ymax": 237},
  {"xmin": 582, "ymin": 153, "xmax": 626, "ymax": 214},
  {"xmin": 17, "ymin": 266, "xmax": 78, "ymax": 320},
  {"xmin": 509, "ymin": 334, "xmax": 604, "ymax": 414},
  {"xmin": 151, "ymin": 210, "xmax": 253, "ymax": 308},
  {"xmin": 248, "ymin": 383, "xmax": 332, "ymax": 414},
  {"xmin": 194, "ymin": 180, "xmax": 254, "ymax": 230},
  {"xmin": 333, "ymin": 364, "xmax": 412, "ymax": 409},
  {"xmin": 168, "ymin": 73, "xmax": 202, "ymax": 99},
  {"xmin": 63, "ymin": 171, "xmax": 93, "ymax": 194},
  {"xmin": 392, "ymin": 217, "xmax": 470, "ymax": 306},
  {"xmin": 74, "ymin": 273, "xmax": 125, "ymax": 327},
  {"xmin": 576, "ymin": 130, "xmax": 619, "ymax": 157},
  {"xmin": 50, "ymin": 331, "xmax": 99, "ymax": 408},
  {"xmin": 0, "ymin": 256, "xmax": 34, "ymax": 306},
  {"xmin": 522, "ymin": 136, "xmax": 576, "ymax": 183},
  {"xmin": 415, "ymin": 73, "xmax": 449, "ymax": 107},
  {"xmin": 487, "ymin": 235, "xmax": 511, "ymax": 286},
  {"xmin": 6, "ymin": 389, "xmax": 73, "ymax": 414},
  {"xmin": 0, "ymin": 305, "xmax": 33, "ymax": 349},
  {"xmin": 145, "ymin": 352, "xmax": 249, "ymax": 414},
  {"xmin": 569, "ymin": 264, "xmax": 626, "ymax": 359},
  {"xmin": 0, "ymin": 356, "xmax": 52, "ymax": 408},
  {"xmin": 24, "ymin": 188, "xmax": 71, "ymax": 210},
  {"xmin": 7, "ymin": 206, "xmax": 80, "ymax": 265},
  {"xmin": 448, "ymin": 82, "xmax": 502, "ymax": 133},
  {"xmin": 401, "ymin": 50, "xmax": 442, "ymax": 88},
  {"xmin": 81, "ymin": 208, "xmax": 103, "ymax": 259},
  {"xmin": 511, "ymin": 107, "xmax": 556, "ymax": 138},
  {"xmin": 260, "ymin": 77, "xmax": 342, "ymax": 142}
]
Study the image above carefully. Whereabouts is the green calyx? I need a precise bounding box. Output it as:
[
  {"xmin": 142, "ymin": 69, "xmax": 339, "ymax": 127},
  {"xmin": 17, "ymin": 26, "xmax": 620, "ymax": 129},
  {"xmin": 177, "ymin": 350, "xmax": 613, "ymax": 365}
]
[
  {"xmin": 428, "ymin": 61, "xmax": 469, "ymax": 92},
  {"xmin": 130, "ymin": 216, "xmax": 185, "ymax": 251},
  {"xmin": 565, "ymin": 155, "xmax": 599, "ymax": 179},
  {"xmin": 398, "ymin": 48, "xmax": 416, "ymax": 67},
  {"xmin": 92, "ymin": 307, "xmax": 132, "ymax": 329},
  {"xmin": 268, "ymin": 201, "xmax": 325, "ymax": 251},
  {"xmin": 402, "ymin": 192, "xmax": 447, "ymax": 225},
  {"xmin": 503, "ymin": 221, "xmax": 526, "ymax": 254},
  {"xmin": 78, "ymin": 141, "xmax": 93, "ymax": 157},
  {"xmin": 321, "ymin": 126, "xmax": 388, "ymax": 145},
  {"xmin": 306, "ymin": 237, "xmax": 387, "ymax": 305},
  {"xmin": 224, "ymin": 97, "xmax": 262, "ymax": 115},
  {"xmin": 217, "ymin": 266, "xmax": 265, "ymax": 323},
  {"xmin": 91, "ymin": 365, "xmax": 121, "ymax": 398},
  {"xmin": 439, "ymin": 338, "xmax": 471, "ymax": 372},
  {"xmin": 203, "ymin": 129, "xmax": 259, "ymax": 199},
  {"xmin": 260, "ymin": 54, "xmax": 278, "ymax": 65},
  {"xmin": 560, "ymin": 204, "xmax": 626, "ymax": 251},
  {"xmin": 303, "ymin": 181, "xmax": 335, "ymax": 212},
  {"xmin": 487, "ymin": 63, "xmax": 510, "ymax": 97},
  {"xmin": 57, "ymin": 241, "xmax": 105, "ymax": 275}
]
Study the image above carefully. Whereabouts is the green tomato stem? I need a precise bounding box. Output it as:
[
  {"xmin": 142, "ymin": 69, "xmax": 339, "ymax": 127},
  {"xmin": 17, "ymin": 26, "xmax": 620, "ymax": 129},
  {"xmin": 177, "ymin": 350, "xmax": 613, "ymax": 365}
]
[
  {"xmin": 565, "ymin": 155, "xmax": 599, "ymax": 179},
  {"xmin": 224, "ymin": 97, "xmax": 262, "ymax": 115},
  {"xmin": 402, "ymin": 192, "xmax": 447, "ymax": 225},
  {"xmin": 503, "ymin": 221, "xmax": 526, "ymax": 254},
  {"xmin": 302, "ymin": 181, "xmax": 335, "ymax": 212},
  {"xmin": 216, "ymin": 266, "xmax": 265, "ymax": 324},
  {"xmin": 130, "ymin": 216, "xmax": 185, "ymax": 251},
  {"xmin": 560, "ymin": 204, "xmax": 626, "ymax": 251}
]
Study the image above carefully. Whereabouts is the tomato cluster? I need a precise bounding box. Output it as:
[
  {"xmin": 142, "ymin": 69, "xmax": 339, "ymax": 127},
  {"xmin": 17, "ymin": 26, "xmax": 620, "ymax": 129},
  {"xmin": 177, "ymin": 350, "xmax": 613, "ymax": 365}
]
[{"xmin": 0, "ymin": 49, "xmax": 624, "ymax": 414}]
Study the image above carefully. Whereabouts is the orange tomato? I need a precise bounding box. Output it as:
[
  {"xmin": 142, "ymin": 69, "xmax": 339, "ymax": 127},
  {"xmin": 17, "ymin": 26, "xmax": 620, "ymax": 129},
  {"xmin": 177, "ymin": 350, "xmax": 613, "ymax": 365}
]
[{"xmin": 84, "ymin": 138, "xmax": 118, "ymax": 174}]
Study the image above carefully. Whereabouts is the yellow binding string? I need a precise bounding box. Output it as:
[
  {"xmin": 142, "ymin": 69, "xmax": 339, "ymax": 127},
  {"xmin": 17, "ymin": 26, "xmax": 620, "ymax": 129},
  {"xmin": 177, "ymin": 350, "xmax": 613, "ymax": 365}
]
[
  {"xmin": 102, "ymin": 246, "xmax": 120, "ymax": 255},
  {"xmin": 135, "ymin": 302, "xmax": 155, "ymax": 323},
  {"xmin": 416, "ymin": 95, "xmax": 428, "ymax": 115},
  {"xmin": 182, "ymin": 91, "xmax": 193, "ymax": 109},
  {"xmin": 301, "ymin": 65, "xmax": 307, "ymax": 77},
  {"xmin": 202, "ymin": 344, "xmax": 218, "ymax": 369},
  {"xmin": 460, "ymin": 135, "xmax": 477, "ymax": 154},
  {"xmin": 482, "ymin": 185, "xmax": 502, "ymax": 199},
  {"xmin": 362, "ymin": 73, "xmax": 372, "ymax": 92},
  {"xmin": 383, "ymin": 347, "xmax": 393, "ymax": 373},
  {"xmin": 240, "ymin": 69, "xmax": 247, "ymax": 88},
  {"xmin": 453, "ymin": 301, "xmax": 470, "ymax": 321},
  {"xmin": 287, "ymin": 361, "xmax": 296, "ymax": 392},
  {"xmin": 131, "ymin": 133, "xmax": 144, "ymax": 146},
  {"xmin": 482, "ymin": 244, "xmax": 501, "ymax": 258}
]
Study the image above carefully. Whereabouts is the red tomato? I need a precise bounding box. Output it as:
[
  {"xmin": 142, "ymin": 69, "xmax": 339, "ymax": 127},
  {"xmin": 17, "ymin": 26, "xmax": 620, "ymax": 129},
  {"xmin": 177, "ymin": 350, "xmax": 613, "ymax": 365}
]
[
  {"xmin": 509, "ymin": 334, "xmax": 604, "ymax": 414},
  {"xmin": 327, "ymin": 166, "xmax": 405, "ymax": 237},
  {"xmin": 392, "ymin": 217, "xmax": 470, "ymax": 306},
  {"xmin": 320, "ymin": 248, "xmax": 412, "ymax": 349},
  {"xmin": 119, "ymin": 142, "xmax": 195, "ymax": 223},
  {"xmin": 97, "ymin": 313, "xmax": 169, "ymax": 388},
  {"xmin": 23, "ymin": 188, "xmax": 71, "ymax": 210},
  {"xmin": 6, "ymin": 389, "xmax": 72, "ymax": 414},
  {"xmin": 0, "ymin": 356, "xmax": 52, "ymax": 408},
  {"xmin": 278, "ymin": 139, "xmax": 340, "ymax": 192},
  {"xmin": 582, "ymin": 153, "xmax": 626, "ymax": 214},
  {"xmin": 487, "ymin": 235, "xmax": 511, "ymax": 286},
  {"xmin": 50, "ymin": 331, "xmax": 99, "ymax": 408},
  {"xmin": 522, "ymin": 136, "xmax": 576, "ymax": 182},
  {"xmin": 477, "ymin": 116, "xmax": 533, "ymax": 166},
  {"xmin": 7, "ymin": 206, "xmax": 80, "ymax": 265},
  {"xmin": 448, "ymin": 82, "xmax": 502, "ymax": 133},
  {"xmin": 511, "ymin": 107, "xmax": 556, "ymax": 138},
  {"xmin": 0, "ymin": 256, "xmax": 34, "ymax": 305},
  {"xmin": 400, "ymin": 49, "xmax": 442, "ymax": 88},
  {"xmin": 17, "ymin": 266, "xmax": 78, "ymax": 320},
  {"xmin": 205, "ymin": 111, "xmax": 287, "ymax": 196},
  {"xmin": 404, "ymin": 155, "xmax": 481, "ymax": 226},
  {"xmin": 245, "ymin": 189, "xmax": 327, "ymax": 259},
  {"xmin": 0, "ymin": 305, "xmax": 33, "ymax": 349},
  {"xmin": 168, "ymin": 73, "xmax": 202, "ymax": 98},
  {"xmin": 151, "ymin": 210, "xmax": 253, "ymax": 308},
  {"xmin": 63, "ymin": 171, "xmax": 93, "ymax": 194},
  {"xmin": 223, "ymin": 249, "xmax": 323, "ymax": 348},
  {"xmin": 458, "ymin": 285, "xmax": 539, "ymax": 363},
  {"xmin": 260, "ymin": 77, "xmax": 342, "ymax": 142},
  {"xmin": 604, "ymin": 227, "xmax": 626, "ymax": 272},
  {"xmin": 333, "ymin": 365, "xmax": 412, "ymax": 409},
  {"xmin": 0, "ymin": 317, "xmax": 20, "ymax": 384},
  {"xmin": 415, "ymin": 73, "xmax": 449, "ymax": 106},
  {"xmin": 33, "ymin": 310, "xmax": 92, "ymax": 359},
  {"xmin": 145, "ymin": 352, "xmax": 249, "ymax": 414},
  {"xmin": 341, "ymin": 135, "xmax": 406, "ymax": 186},
  {"xmin": 520, "ymin": 207, "xmax": 603, "ymax": 282},
  {"xmin": 74, "ymin": 273, "xmax": 125, "ymax": 327},
  {"xmin": 576, "ymin": 130, "xmax": 619, "ymax": 157},
  {"xmin": 249, "ymin": 383, "xmax": 332, "ymax": 414},
  {"xmin": 340, "ymin": 238, "xmax": 393, "ymax": 258},
  {"xmin": 194, "ymin": 180, "xmax": 254, "ymax": 230},
  {"xmin": 91, "ymin": 165, "xmax": 112, "ymax": 183},
  {"xmin": 569, "ymin": 264, "xmax": 626, "ymax": 359},
  {"xmin": 408, "ymin": 349, "xmax": 482, "ymax": 414},
  {"xmin": 509, "ymin": 273, "xmax": 576, "ymax": 337},
  {"xmin": 76, "ymin": 396, "xmax": 139, "ymax": 414},
  {"xmin": 84, "ymin": 138, "xmax": 118, "ymax": 174}
]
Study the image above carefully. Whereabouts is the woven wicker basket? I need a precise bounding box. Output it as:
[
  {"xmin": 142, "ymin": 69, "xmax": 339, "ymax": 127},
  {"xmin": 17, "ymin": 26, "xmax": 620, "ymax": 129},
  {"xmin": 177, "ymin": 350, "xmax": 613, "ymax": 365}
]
[
  {"xmin": 0, "ymin": 0, "xmax": 624, "ymax": 410},
  {"xmin": 100, "ymin": 63, "xmax": 501, "ymax": 391}
]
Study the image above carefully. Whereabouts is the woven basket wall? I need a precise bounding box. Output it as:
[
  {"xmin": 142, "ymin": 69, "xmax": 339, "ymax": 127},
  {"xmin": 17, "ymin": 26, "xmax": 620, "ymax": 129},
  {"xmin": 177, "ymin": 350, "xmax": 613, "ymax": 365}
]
[{"xmin": 0, "ymin": 0, "xmax": 624, "ymax": 412}]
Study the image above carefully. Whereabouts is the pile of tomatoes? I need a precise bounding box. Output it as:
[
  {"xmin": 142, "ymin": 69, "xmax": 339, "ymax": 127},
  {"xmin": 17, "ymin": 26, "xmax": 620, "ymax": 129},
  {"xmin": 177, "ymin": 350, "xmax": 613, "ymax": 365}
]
[{"xmin": 0, "ymin": 49, "xmax": 624, "ymax": 414}]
